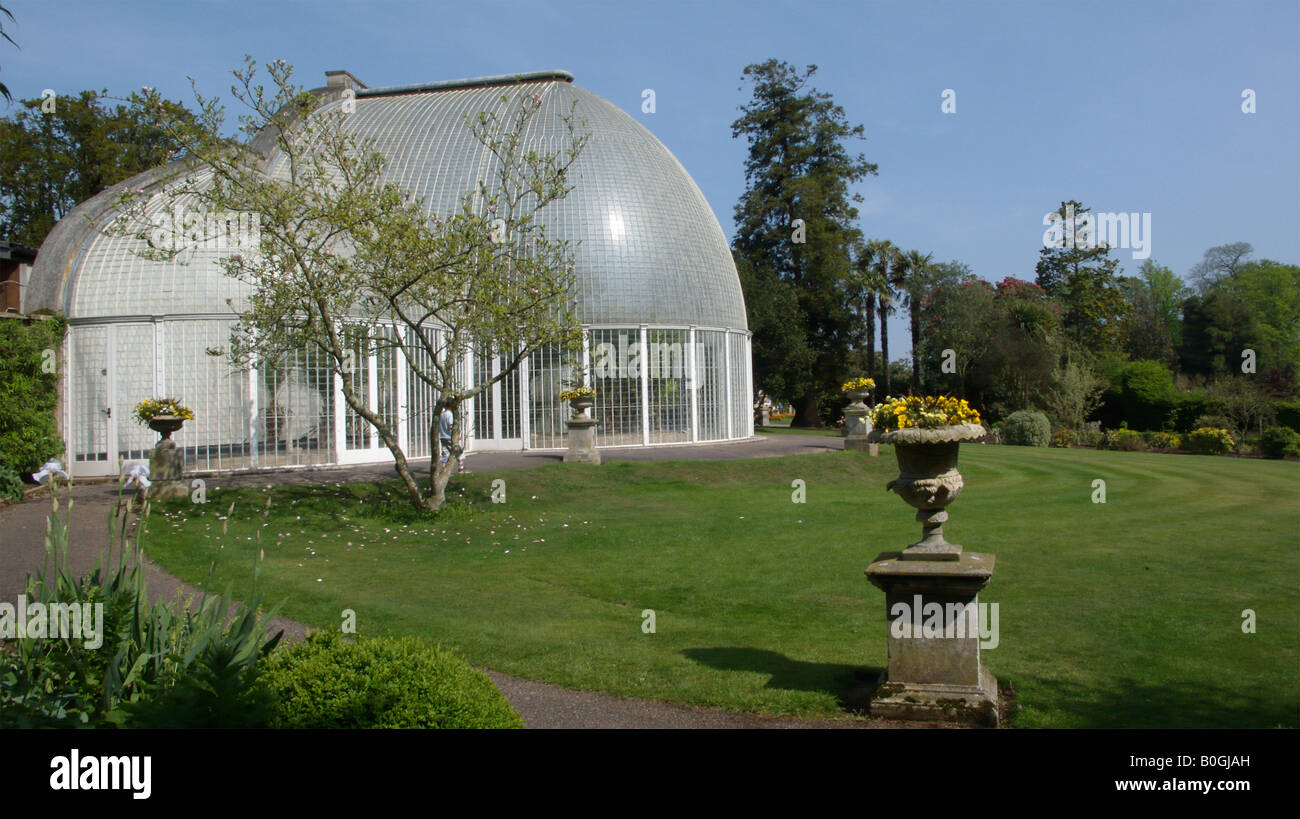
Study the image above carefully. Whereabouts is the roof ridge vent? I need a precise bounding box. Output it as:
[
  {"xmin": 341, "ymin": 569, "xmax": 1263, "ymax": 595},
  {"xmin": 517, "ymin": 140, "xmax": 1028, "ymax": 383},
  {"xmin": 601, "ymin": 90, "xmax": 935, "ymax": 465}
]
[{"xmin": 357, "ymin": 70, "xmax": 574, "ymax": 98}]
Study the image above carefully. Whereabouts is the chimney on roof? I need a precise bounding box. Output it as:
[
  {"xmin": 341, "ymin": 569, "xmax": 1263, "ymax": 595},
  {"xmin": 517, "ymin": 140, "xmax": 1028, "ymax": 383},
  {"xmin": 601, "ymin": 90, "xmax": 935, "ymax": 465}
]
[{"xmin": 325, "ymin": 70, "xmax": 368, "ymax": 92}]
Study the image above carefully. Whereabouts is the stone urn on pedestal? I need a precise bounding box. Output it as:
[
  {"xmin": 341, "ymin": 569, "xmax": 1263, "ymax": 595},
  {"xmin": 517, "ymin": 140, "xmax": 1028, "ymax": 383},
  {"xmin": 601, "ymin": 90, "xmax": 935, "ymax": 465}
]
[
  {"xmin": 842, "ymin": 388, "xmax": 876, "ymax": 454},
  {"xmin": 865, "ymin": 411, "xmax": 999, "ymax": 726},
  {"xmin": 882, "ymin": 423, "xmax": 986, "ymax": 561},
  {"xmin": 562, "ymin": 391, "xmax": 600, "ymax": 465},
  {"xmin": 146, "ymin": 413, "xmax": 190, "ymax": 500}
]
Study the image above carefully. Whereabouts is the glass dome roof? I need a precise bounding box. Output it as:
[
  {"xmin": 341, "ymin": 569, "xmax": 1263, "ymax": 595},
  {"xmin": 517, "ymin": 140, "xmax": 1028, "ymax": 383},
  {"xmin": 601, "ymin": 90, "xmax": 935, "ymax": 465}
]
[{"xmin": 37, "ymin": 72, "xmax": 747, "ymax": 331}]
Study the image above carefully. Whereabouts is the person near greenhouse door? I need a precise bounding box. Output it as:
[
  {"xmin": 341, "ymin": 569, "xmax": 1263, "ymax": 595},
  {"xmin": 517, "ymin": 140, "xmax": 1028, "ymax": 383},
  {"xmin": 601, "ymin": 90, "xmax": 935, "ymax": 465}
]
[{"xmin": 438, "ymin": 401, "xmax": 466, "ymax": 474}]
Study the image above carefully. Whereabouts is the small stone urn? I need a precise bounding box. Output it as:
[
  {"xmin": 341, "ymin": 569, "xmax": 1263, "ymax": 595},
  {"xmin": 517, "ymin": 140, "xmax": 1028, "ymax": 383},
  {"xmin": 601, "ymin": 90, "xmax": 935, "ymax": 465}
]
[
  {"xmin": 564, "ymin": 396, "xmax": 600, "ymax": 464},
  {"xmin": 148, "ymin": 414, "xmax": 185, "ymax": 441},
  {"xmin": 843, "ymin": 390, "xmax": 876, "ymax": 453},
  {"xmin": 147, "ymin": 415, "xmax": 189, "ymax": 499},
  {"xmin": 881, "ymin": 422, "xmax": 985, "ymax": 561},
  {"xmin": 568, "ymin": 396, "xmax": 595, "ymax": 417}
]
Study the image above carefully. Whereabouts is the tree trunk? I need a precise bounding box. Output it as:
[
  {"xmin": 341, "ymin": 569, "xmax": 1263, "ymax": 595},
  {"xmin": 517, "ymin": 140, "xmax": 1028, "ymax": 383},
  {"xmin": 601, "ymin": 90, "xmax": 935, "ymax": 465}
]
[
  {"xmin": 426, "ymin": 407, "xmax": 463, "ymax": 512},
  {"xmin": 878, "ymin": 301, "xmax": 891, "ymax": 396},
  {"xmin": 791, "ymin": 394, "xmax": 820, "ymax": 427},
  {"xmin": 910, "ymin": 301, "xmax": 922, "ymax": 394},
  {"xmin": 338, "ymin": 376, "xmax": 433, "ymax": 513},
  {"xmin": 865, "ymin": 293, "xmax": 877, "ymax": 399},
  {"xmin": 391, "ymin": 450, "xmax": 430, "ymax": 513}
]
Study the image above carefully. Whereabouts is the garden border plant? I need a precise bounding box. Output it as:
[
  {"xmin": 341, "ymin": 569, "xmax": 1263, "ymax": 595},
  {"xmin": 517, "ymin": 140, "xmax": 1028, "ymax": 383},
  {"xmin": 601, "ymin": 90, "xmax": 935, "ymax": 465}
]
[
  {"xmin": 1260, "ymin": 426, "xmax": 1299, "ymax": 459},
  {"xmin": 0, "ymin": 476, "xmax": 285, "ymax": 728}
]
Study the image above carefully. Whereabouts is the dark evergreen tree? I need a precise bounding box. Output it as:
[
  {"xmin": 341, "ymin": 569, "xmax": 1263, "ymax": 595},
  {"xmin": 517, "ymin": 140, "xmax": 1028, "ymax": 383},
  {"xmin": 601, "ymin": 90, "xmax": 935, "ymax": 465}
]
[
  {"xmin": 1035, "ymin": 200, "xmax": 1128, "ymax": 356},
  {"xmin": 731, "ymin": 60, "xmax": 877, "ymax": 426}
]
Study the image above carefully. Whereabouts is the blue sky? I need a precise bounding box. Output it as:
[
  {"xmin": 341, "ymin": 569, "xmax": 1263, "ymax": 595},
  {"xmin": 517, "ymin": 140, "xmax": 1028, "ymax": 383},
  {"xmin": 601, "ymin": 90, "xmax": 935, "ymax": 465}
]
[{"xmin": 3, "ymin": 0, "xmax": 1297, "ymax": 354}]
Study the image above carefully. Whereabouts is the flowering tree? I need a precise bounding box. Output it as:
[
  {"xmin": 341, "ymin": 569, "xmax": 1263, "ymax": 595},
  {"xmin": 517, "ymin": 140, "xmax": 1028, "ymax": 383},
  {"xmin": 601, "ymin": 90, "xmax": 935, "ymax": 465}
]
[{"xmin": 112, "ymin": 58, "xmax": 587, "ymax": 512}]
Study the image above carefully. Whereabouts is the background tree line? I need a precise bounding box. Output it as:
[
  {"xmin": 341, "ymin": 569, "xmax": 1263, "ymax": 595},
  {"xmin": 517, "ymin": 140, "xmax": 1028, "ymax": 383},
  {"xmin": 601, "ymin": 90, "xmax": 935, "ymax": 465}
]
[{"xmin": 732, "ymin": 61, "xmax": 1299, "ymax": 445}]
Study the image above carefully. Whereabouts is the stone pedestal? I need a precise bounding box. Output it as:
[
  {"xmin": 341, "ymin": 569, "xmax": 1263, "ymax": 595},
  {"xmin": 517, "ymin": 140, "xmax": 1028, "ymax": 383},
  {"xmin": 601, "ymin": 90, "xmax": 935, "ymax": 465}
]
[
  {"xmin": 843, "ymin": 401, "xmax": 877, "ymax": 454},
  {"xmin": 866, "ymin": 551, "xmax": 998, "ymax": 726},
  {"xmin": 563, "ymin": 416, "xmax": 601, "ymax": 465},
  {"xmin": 147, "ymin": 440, "xmax": 189, "ymax": 500},
  {"xmin": 844, "ymin": 440, "xmax": 879, "ymax": 455},
  {"xmin": 760, "ymin": 408, "xmax": 771, "ymax": 427}
]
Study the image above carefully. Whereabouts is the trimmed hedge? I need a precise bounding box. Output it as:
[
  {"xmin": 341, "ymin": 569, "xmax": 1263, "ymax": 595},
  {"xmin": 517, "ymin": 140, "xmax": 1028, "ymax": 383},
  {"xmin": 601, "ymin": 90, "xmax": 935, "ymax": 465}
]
[
  {"xmin": 262, "ymin": 632, "xmax": 523, "ymax": 729},
  {"xmin": 1003, "ymin": 410, "xmax": 1051, "ymax": 447},
  {"xmin": 0, "ymin": 316, "xmax": 66, "ymax": 476}
]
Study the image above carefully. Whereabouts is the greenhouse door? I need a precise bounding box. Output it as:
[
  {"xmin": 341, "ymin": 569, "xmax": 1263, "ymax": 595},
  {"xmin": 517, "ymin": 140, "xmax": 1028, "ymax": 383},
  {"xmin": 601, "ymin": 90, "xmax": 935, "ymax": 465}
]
[
  {"xmin": 69, "ymin": 325, "xmax": 113, "ymax": 476},
  {"xmin": 69, "ymin": 323, "xmax": 156, "ymax": 477},
  {"xmin": 333, "ymin": 327, "xmax": 403, "ymax": 466},
  {"xmin": 470, "ymin": 353, "xmax": 524, "ymax": 452}
]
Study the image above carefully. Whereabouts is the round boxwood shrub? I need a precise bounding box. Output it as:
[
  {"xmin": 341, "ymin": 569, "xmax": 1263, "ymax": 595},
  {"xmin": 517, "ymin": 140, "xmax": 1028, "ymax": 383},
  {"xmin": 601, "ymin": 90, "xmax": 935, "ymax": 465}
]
[
  {"xmin": 1003, "ymin": 410, "xmax": 1051, "ymax": 447},
  {"xmin": 1185, "ymin": 427, "xmax": 1235, "ymax": 455},
  {"xmin": 1260, "ymin": 426, "xmax": 1300, "ymax": 459},
  {"xmin": 263, "ymin": 632, "xmax": 523, "ymax": 729}
]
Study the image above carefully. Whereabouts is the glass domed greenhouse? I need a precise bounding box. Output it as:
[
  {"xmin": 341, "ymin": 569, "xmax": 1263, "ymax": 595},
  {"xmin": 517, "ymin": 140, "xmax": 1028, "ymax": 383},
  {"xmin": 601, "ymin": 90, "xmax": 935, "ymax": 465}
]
[{"xmin": 27, "ymin": 69, "xmax": 753, "ymax": 477}]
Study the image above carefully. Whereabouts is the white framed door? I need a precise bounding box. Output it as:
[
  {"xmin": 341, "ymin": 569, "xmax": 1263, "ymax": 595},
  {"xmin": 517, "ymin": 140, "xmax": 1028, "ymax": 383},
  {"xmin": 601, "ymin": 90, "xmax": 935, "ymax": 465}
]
[
  {"xmin": 68, "ymin": 323, "xmax": 156, "ymax": 477},
  {"xmin": 471, "ymin": 352, "xmax": 523, "ymax": 451},
  {"xmin": 112, "ymin": 323, "xmax": 157, "ymax": 465},
  {"xmin": 69, "ymin": 325, "xmax": 113, "ymax": 476},
  {"xmin": 333, "ymin": 327, "xmax": 399, "ymax": 465}
]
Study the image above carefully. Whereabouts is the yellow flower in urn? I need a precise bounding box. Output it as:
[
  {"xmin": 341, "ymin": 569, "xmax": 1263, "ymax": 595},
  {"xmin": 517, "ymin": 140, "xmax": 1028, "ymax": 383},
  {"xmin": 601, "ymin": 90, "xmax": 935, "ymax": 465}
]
[{"xmin": 872, "ymin": 395, "xmax": 981, "ymax": 432}]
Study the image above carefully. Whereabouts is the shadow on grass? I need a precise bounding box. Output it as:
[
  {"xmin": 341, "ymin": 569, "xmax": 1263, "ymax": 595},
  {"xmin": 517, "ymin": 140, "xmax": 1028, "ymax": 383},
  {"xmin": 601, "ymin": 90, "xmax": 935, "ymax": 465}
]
[
  {"xmin": 682, "ymin": 647, "xmax": 883, "ymax": 714},
  {"xmin": 1002, "ymin": 673, "xmax": 1298, "ymax": 729}
]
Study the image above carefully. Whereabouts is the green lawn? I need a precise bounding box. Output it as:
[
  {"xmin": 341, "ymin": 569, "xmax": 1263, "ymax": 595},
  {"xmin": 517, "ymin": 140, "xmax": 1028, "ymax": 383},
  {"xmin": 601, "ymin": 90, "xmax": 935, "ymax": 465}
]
[
  {"xmin": 756, "ymin": 424, "xmax": 839, "ymax": 436},
  {"xmin": 144, "ymin": 445, "xmax": 1300, "ymax": 728}
]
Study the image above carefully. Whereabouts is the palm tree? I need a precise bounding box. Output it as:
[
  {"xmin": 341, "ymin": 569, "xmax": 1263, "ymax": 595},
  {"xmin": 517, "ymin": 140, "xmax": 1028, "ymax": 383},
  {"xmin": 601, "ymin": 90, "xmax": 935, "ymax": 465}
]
[
  {"xmin": 850, "ymin": 241, "xmax": 880, "ymax": 392},
  {"xmin": 898, "ymin": 249, "xmax": 934, "ymax": 393},
  {"xmin": 0, "ymin": 5, "xmax": 16, "ymax": 103},
  {"xmin": 867, "ymin": 239, "xmax": 900, "ymax": 395}
]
